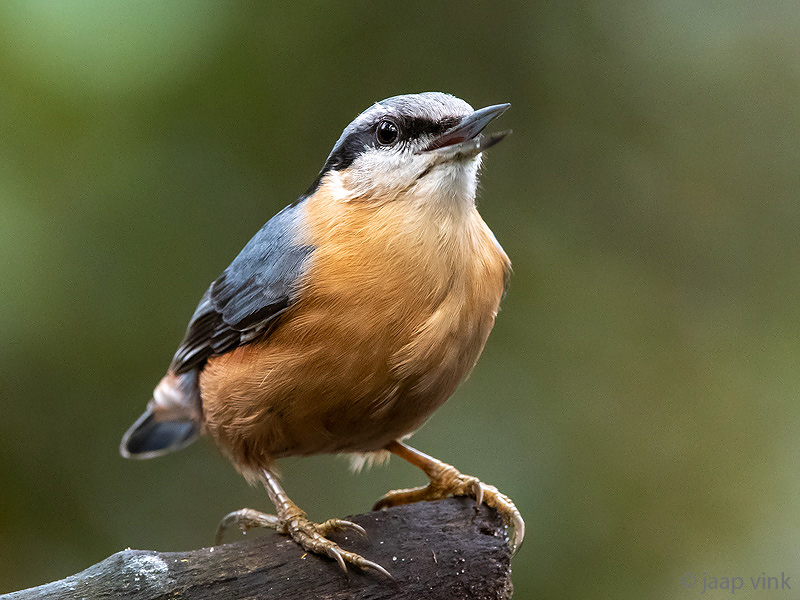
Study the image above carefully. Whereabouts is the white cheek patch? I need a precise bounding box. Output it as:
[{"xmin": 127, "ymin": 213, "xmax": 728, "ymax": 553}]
[
  {"xmin": 342, "ymin": 147, "xmax": 428, "ymax": 200},
  {"xmin": 336, "ymin": 144, "xmax": 482, "ymax": 208}
]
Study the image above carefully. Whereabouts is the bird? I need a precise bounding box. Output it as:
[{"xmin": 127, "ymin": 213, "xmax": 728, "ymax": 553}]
[{"xmin": 120, "ymin": 92, "xmax": 523, "ymax": 576}]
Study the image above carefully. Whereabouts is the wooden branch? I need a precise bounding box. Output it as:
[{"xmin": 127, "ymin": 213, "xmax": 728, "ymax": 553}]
[{"xmin": 2, "ymin": 498, "xmax": 514, "ymax": 599}]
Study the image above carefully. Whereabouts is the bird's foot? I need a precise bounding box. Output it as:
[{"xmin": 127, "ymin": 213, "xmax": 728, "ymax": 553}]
[
  {"xmin": 373, "ymin": 461, "xmax": 525, "ymax": 553},
  {"xmin": 215, "ymin": 507, "xmax": 280, "ymax": 544},
  {"xmin": 214, "ymin": 506, "xmax": 391, "ymax": 578}
]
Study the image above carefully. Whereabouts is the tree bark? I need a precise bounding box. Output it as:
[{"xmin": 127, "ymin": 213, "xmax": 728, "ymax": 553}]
[{"xmin": 2, "ymin": 498, "xmax": 514, "ymax": 599}]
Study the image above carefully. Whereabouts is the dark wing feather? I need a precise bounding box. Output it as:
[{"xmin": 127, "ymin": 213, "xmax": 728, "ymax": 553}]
[{"xmin": 170, "ymin": 203, "xmax": 313, "ymax": 374}]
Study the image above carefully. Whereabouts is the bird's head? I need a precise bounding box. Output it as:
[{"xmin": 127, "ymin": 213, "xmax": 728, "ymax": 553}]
[{"xmin": 312, "ymin": 92, "xmax": 510, "ymax": 206}]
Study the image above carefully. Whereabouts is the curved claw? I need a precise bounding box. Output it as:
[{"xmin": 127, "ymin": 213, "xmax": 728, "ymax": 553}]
[
  {"xmin": 510, "ymin": 511, "xmax": 525, "ymax": 554},
  {"xmin": 320, "ymin": 518, "xmax": 368, "ymax": 539},
  {"xmin": 359, "ymin": 558, "xmax": 394, "ymax": 580},
  {"xmin": 472, "ymin": 480, "xmax": 485, "ymax": 507},
  {"xmin": 483, "ymin": 486, "xmax": 525, "ymax": 554},
  {"xmin": 327, "ymin": 545, "xmax": 348, "ymax": 573}
]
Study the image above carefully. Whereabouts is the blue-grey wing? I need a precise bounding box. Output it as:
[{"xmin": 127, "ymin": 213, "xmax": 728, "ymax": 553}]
[{"xmin": 170, "ymin": 202, "xmax": 313, "ymax": 374}]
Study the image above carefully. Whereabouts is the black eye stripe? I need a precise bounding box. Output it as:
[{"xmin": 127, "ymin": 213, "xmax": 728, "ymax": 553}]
[
  {"xmin": 319, "ymin": 129, "xmax": 374, "ymax": 174},
  {"xmin": 396, "ymin": 116, "xmax": 460, "ymax": 139},
  {"xmin": 312, "ymin": 114, "xmax": 464, "ymax": 190}
]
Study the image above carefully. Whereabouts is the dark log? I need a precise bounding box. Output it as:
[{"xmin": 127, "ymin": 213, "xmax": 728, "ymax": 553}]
[{"xmin": 2, "ymin": 498, "xmax": 514, "ymax": 599}]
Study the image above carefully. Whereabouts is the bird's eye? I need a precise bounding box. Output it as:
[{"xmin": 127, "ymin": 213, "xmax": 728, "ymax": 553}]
[{"xmin": 375, "ymin": 119, "xmax": 400, "ymax": 146}]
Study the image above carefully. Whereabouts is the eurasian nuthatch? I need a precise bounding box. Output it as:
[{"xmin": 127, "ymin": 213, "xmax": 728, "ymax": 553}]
[{"xmin": 121, "ymin": 92, "xmax": 523, "ymax": 576}]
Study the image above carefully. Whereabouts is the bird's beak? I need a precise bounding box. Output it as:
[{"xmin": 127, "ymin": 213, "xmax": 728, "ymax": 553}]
[{"xmin": 424, "ymin": 103, "xmax": 511, "ymax": 154}]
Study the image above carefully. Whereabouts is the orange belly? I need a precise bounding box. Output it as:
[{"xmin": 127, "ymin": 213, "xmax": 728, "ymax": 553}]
[
  {"xmin": 200, "ymin": 290, "xmax": 496, "ymax": 471},
  {"xmin": 199, "ymin": 180, "xmax": 510, "ymax": 474}
]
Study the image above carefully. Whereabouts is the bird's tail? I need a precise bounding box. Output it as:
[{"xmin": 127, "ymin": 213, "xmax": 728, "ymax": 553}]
[{"xmin": 120, "ymin": 370, "xmax": 203, "ymax": 459}]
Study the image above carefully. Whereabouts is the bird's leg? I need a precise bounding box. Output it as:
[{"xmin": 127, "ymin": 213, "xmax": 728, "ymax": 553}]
[
  {"xmin": 215, "ymin": 469, "xmax": 391, "ymax": 578},
  {"xmin": 373, "ymin": 440, "xmax": 525, "ymax": 552}
]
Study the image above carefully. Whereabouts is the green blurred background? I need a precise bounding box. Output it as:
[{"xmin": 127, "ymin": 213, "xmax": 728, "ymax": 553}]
[{"xmin": 1, "ymin": 1, "xmax": 799, "ymax": 597}]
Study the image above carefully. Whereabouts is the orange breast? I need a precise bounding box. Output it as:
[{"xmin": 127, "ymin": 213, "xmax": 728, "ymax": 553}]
[{"xmin": 200, "ymin": 178, "xmax": 510, "ymax": 473}]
